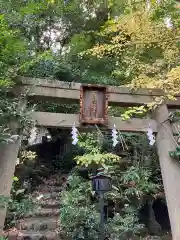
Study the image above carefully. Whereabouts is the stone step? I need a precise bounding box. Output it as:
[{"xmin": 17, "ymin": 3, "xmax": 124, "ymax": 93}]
[
  {"xmin": 43, "ymin": 180, "xmax": 64, "ymax": 187},
  {"xmin": 40, "ymin": 199, "xmax": 60, "ymax": 209},
  {"xmin": 41, "ymin": 175, "xmax": 68, "ymax": 187},
  {"xmin": 25, "ymin": 208, "xmax": 60, "ymax": 218},
  {"xmin": 5, "ymin": 230, "xmax": 60, "ymax": 240},
  {"xmin": 32, "ymin": 192, "xmax": 60, "ymax": 200},
  {"xmin": 36, "ymin": 186, "xmax": 62, "ymax": 193},
  {"xmin": 16, "ymin": 217, "xmax": 59, "ymax": 231}
]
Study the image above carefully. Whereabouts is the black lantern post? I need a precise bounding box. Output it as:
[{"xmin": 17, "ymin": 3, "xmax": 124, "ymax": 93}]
[{"xmin": 92, "ymin": 169, "xmax": 112, "ymax": 240}]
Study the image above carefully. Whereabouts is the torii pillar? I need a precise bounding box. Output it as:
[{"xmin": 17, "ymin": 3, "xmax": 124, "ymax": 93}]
[
  {"xmin": 0, "ymin": 139, "xmax": 20, "ymax": 231},
  {"xmin": 155, "ymin": 104, "xmax": 180, "ymax": 239}
]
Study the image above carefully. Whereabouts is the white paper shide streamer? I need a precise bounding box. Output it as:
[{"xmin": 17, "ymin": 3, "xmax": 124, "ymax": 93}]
[
  {"xmin": 71, "ymin": 123, "xmax": 78, "ymax": 145},
  {"xmin": 146, "ymin": 0, "xmax": 151, "ymax": 11},
  {"xmin": 164, "ymin": 16, "xmax": 173, "ymax": 29},
  {"xmin": 112, "ymin": 124, "xmax": 118, "ymax": 147},
  {"xmin": 147, "ymin": 125, "xmax": 156, "ymax": 146}
]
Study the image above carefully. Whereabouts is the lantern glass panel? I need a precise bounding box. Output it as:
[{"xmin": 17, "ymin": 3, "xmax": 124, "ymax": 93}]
[{"xmin": 92, "ymin": 176, "xmax": 112, "ymax": 192}]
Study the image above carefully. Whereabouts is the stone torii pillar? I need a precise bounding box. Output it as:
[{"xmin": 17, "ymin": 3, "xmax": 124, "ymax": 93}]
[
  {"xmin": 0, "ymin": 99, "xmax": 26, "ymax": 231},
  {"xmin": 154, "ymin": 104, "xmax": 180, "ymax": 240},
  {"xmin": 0, "ymin": 139, "xmax": 20, "ymax": 231}
]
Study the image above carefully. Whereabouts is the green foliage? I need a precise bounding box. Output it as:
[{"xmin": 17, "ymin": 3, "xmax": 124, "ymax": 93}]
[
  {"xmin": 75, "ymin": 152, "xmax": 120, "ymax": 167},
  {"xmin": 120, "ymin": 166, "xmax": 159, "ymax": 198},
  {"xmin": 0, "ymin": 177, "xmax": 35, "ymax": 228},
  {"xmin": 78, "ymin": 0, "xmax": 180, "ymax": 95},
  {"xmin": 34, "ymin": 101, "xmax": 79, "ymax": 114},
  {"xmin": 6, "ymin": 197, "xmax": 35, "ymax": 228},
  {"xmin": 0, "ymin": 9, "xmax": 32, "ymax": 142},
  {"xmin": 0, "ymin": 14, "xmax": 27, "ymax": 88},
  {"xmin": 0, "ymin": 96, "xmax": 34, "ymax": 130},
  {"xmin": 59, "ymin": 168, "xmax": 148, "ymax": 239},
  {"xmin": 74, "ymin": 133, "xmax": 121, "ymax": 167},
  {"xmin": 169, "ymin": 110, "xmax": 180, "ymax": 122},
  {"xmin": 60, "ymin": 133, "xmax": 162, "ymax": 239},
  {"xmin": 168, "ymin": 110, "xmax": 180, "ymax": 159},
  {"xmin": 1, "ymin": 0, "xmax": 178, "ymax": 91},
  {"xmin": 102, "ymin": 163, "xmax": 160, "ymax": 205},
  {"xmin": 108, "ymin": 206, "xmax": 144, "ymax": 239},
  {"xmin": 0, "ymin": 1, "xmax": 173, "ymax": 237},
  {"xmin": 17, "ymin": 150, "xmax": 37, "ymax": 165},
  {"xmin": 0, "ymin": 127, "xmax": 19, "ymax": 143},
  {"xmin": 169, "ymin": 146, "xmax": 180, "ymax": 158},
  {"xmin": 121, "ymin": 106, "xmax": 147, "ymax": 120},
  {"xmin": 60, "ymin": 174, "xmax": 100, "ymax": 239},
  {"xmin": 0, "ymin": 237, "xmax": 7, "ymax": 240}
]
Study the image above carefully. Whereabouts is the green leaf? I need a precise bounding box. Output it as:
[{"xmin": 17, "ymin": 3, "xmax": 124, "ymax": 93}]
[{"xmin": 13, "ymin": 176, "xmax": 19, "ymax": 182}]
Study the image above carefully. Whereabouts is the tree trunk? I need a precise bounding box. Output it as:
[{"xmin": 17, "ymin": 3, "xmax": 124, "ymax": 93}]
[{"xmin": 147, "ymin": 199, "xmax": 162, "ymax": 235}]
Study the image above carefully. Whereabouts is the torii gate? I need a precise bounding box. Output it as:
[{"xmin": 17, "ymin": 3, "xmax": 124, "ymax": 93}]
[{"xmin": 1, "ymin": 77, "xmax": 180, "ymax": 239}]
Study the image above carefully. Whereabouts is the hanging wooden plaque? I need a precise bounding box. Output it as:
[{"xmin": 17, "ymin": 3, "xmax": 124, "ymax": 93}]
[{"xmin": 80, "ymin": 84, "xmax": 108, "ymax": 125}]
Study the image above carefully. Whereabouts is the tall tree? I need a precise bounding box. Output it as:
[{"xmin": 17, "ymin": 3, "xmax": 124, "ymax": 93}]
[{"xmin": 75, "ymin": 0, "xmax": 180, "ymax": 95}]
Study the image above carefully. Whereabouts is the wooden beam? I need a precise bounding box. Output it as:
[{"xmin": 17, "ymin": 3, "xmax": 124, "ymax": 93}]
[
  {"xmin": 15, "ymin": 77, "xmax": 180, "ymax": 108},
  {"xmin": 32, "ymin": 112, "xmax": 158, "ymax": 132}
]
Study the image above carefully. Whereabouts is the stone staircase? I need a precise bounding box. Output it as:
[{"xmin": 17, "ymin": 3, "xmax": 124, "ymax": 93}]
[{"xmin": 4, "ymin": 175, "xmax": 68, "ymax": 240}]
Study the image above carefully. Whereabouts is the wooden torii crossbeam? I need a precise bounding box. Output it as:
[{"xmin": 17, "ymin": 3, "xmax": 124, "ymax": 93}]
[{"xmin": 1, "ymin": 77, "xmax": 180, "ymax": 239}]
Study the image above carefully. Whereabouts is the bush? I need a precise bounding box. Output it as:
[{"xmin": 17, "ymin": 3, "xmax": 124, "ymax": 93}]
[{"xmin": 60, "ymin": 174, "xmax": 100, "ymax": 239}]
